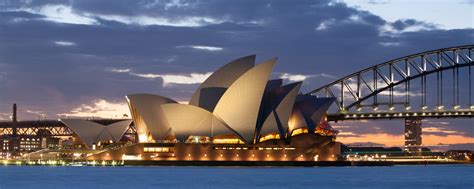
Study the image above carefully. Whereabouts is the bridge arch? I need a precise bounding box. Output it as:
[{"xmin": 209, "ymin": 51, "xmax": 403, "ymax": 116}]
[{"xmin": 308, "ymin": 45, "xmax": 474, "ymax": 119}]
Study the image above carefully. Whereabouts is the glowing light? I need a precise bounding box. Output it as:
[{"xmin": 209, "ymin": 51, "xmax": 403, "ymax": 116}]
[
  {"xmin": 453, "ymin": 105, "xmax": 460, "ymax": 109},
  {"xmin": 138, "ymin": 134, "xmax": 149, "ymax": 143},
  {"xmin": 389, "ymin": 106, "xmax": 395, "ymax": 111},
  {"xmin": 405, "ymin": 106, "xmax": 411, "ymax": 111},
  {"xmin": 314, "ymin": 155, "xmax": 319, "ymax": 161},
  {"xmin": 122, "ymin": 154, "xmax": 142, "ymax": 160}
]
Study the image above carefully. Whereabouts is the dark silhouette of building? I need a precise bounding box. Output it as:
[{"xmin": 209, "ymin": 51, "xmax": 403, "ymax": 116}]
[{"xmin": 405, "ymin": 117, "xmax": 422, "ymax": 155}]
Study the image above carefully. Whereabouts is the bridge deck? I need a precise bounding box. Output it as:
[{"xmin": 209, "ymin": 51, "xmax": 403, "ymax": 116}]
[{"xmin": 327, "ymin": 110, "xmax": 474, "ymax": 122}]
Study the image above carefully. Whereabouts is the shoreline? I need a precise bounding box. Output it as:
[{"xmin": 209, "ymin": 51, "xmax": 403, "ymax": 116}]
[{"xmin": 1, "ymin": 160, "xmax": 472, "ymax": 167}]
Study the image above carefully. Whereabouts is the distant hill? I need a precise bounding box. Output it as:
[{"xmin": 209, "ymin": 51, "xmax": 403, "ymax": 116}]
[{"xmin": 345, "ymin": 142, "xmax": 386, "ymax": 147}]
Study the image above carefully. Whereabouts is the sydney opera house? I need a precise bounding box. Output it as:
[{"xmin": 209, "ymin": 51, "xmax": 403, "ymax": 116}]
[{"xmin": 58, "ymin": 55, "xmax": 341, "ymax": 162}]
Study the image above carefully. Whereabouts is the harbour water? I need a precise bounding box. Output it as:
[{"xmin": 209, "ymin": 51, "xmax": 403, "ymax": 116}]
[{"xmin": 0, "ymin": 165, "xmax": 473, "ymax": 188}]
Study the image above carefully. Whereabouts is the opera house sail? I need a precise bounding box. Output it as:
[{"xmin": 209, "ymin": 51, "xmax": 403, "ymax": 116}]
[{"xmin": 58, "ymin": 55, "xmax": 341, "ymax": 163}]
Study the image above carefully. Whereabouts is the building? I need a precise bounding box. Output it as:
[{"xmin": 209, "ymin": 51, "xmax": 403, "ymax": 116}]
[
  {"xmin": 86, "ymin": 55, "xmax": 340, "ymax": 162},
  {"xmin": 0, "ymin": 104, "xmax": 61, "ymax": 158},
  {"xmin": 60, "ymin": 119, "xmax": 133, "ymax": 149},
  {"xmin": 0, "ymin": 103, "xmax": 134, "ymax": 159},
  {"xmin": 404, "ymin": 117, "xmax": 422, "ymax": 155}
]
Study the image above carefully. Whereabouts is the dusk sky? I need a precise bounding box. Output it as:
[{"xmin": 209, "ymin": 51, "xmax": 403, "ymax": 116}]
[{"xmin": 0, "ymin": 0, "xmax": 473, "ymax": 148}]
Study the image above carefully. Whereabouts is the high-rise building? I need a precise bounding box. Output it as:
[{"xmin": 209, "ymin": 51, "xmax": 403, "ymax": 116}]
[{"xmin": 404, "ymin": 117, "xmax": 422, "ymax": 155}]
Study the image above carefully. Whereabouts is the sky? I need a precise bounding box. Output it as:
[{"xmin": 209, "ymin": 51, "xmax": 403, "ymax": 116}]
[{"xmin": 0, "ymin": 0, "xmax": 473, "ymax": 149}]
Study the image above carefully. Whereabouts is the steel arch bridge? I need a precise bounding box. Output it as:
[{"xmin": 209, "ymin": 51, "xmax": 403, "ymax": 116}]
[{"xmin": 308, "ymin": 45, "xmax": 474, "ymax": 121}]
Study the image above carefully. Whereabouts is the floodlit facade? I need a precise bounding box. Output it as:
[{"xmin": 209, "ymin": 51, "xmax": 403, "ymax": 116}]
[{"xmin": 89, "ymin": 55, "xmax": 341, "ymax": 162}]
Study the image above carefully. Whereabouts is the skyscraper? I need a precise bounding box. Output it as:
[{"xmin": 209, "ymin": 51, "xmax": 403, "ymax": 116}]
[{"xmin": 404, "ymin": 117, "xmax": 422, "ymax": 155}]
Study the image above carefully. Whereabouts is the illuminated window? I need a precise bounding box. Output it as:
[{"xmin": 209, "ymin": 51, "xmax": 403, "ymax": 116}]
[
  {"xmin": 291, "ymin": 128, "xmax": 308, "ymax": 136},
  {"xmin": 185, "ymin": 136, "xmax": 210, "ymax": 143},
  {"xmin": 212, "ymin": 139, "xmax": 244, "ymax": 144},
  {"xmin": 143, "ymin": 147, "xmax": 172, "ymax": 153},
  {"xmin": 258, "ymin": 133, "xmax": 280, "ymax": 142},
  {"xmin": 212, "ymin": 134, "xmax": 244, "ymax": 144}
]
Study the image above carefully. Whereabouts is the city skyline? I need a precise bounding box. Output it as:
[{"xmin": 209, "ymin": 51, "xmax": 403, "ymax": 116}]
[{"xmin": 0, "ymin": 0, "xmax": 473, "ymax": 149}]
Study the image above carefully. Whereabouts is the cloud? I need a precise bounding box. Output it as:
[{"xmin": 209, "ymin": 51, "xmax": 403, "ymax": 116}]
[
  {"xmin": 390, "ymin": 19, "xmax": 436, "ymax": 32},
  {"xmin": 367, "ymin": 0, "xmax": 390, "ymax": 5},
  {"xmin": 5, "ymin": 4, "xmax": 225, "ymax": 27},
  {"xmin": 279, "ymin": 73, "xmax": 336, "ymax": 82},
  {"xmin": 177, "ymin": 45, "xmax": 224, "ymax": 51},
  {"xmin": 280, "ymin": 73, "xmax": 309, "ymax": 82},
  {"xmin": 379, "ymin": 90, "xmax": 422, "ymax": 97},
  {"xmin": 164, "ymin": 0, "xmax": 191, "ymax": 10},
  {"xmin": 426, "ymin": 121, "xmax": 450, "ymax": 125},
  {"xmin": 423, "ymin": 127, "xmax": 464, "ymax": 135},
  {"xmin": 337, "ymin": 133, "xmax": 474, "ymax": 147},
  {"xmin": 337, "ymin": 133, "xmax": 405, "ymax": 146},
  {"xmin": 338, "ymin": 131, "xmax": 358, "ymax": 137},
  {"xmin": 423, "ymin": 134, "xmax": 474, "ymax": 146},
  {"xmin": 58, "ymin": 99, "xmax": 130, "ymax": 119},
  {"xmin": 316, "ymin": 19, "xmax": 336, "ymax": 31},
  {"xmin": 25, "ymin": 109, "xmax": 44, "ymax": 115},
  {"xmin": 109, "ymin": 68, "xmax": 131, "ymax": 73},
  {"xmin": 130, "ymin": 72, "xmax": 212, "ymax": 86},
  {"xmin": 54, "ymin": 40, "xmax": 76, "ymax": 46},
  {"xmin": 0, "ymin": 112, "xmax": 11, "ymax": 121},
  {"xmin": 15, "ymin": 5, "xmax": 98, "ymax": 25},
  {"xmin": 378, "ymin": 19, "xmax": 437, "ymax": 36},
  {"xmin": 94, "ymin": 14, "xmax": 224, "ymax": 27},
  {"xmin": 378, "ymin": 42, "xmax": 400, "ymax": 46}
]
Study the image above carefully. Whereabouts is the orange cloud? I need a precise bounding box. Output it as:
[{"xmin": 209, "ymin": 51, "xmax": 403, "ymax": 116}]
[
  {"xmin": 337, "ymin": 133, "xmax": 474, "ymax": 147},
  {"xmin": 422, "ymin": 134, "xmax": 474, "ymax": 145},
  {"xmin": 337, "ymin": 133, "xmax": 404, "ymax": 146}
]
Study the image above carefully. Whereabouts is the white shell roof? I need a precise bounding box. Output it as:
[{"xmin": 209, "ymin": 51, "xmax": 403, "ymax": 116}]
[
  {"xmin": 189, "ymin": 55, "xmax": 255, "ymax": 111},
  {"xmin": 161, "ymin": 104, "xmax": 237, "ymax": 141},
  {"xmin": 213, "ymin": 58, "xmax": 277, "ymax": 142},
  {"xmin": 60, "ymin": 119, "xmax": 132, "ymax": 148},
  {"xmin": 126, "ymin": 94, "xmax": 176, "ymax": 141}
]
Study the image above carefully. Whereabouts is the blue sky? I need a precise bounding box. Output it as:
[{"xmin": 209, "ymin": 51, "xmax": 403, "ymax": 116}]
[{"xmin": 0, "ymin": 0, "xmax": 473, "ymax": 148}]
